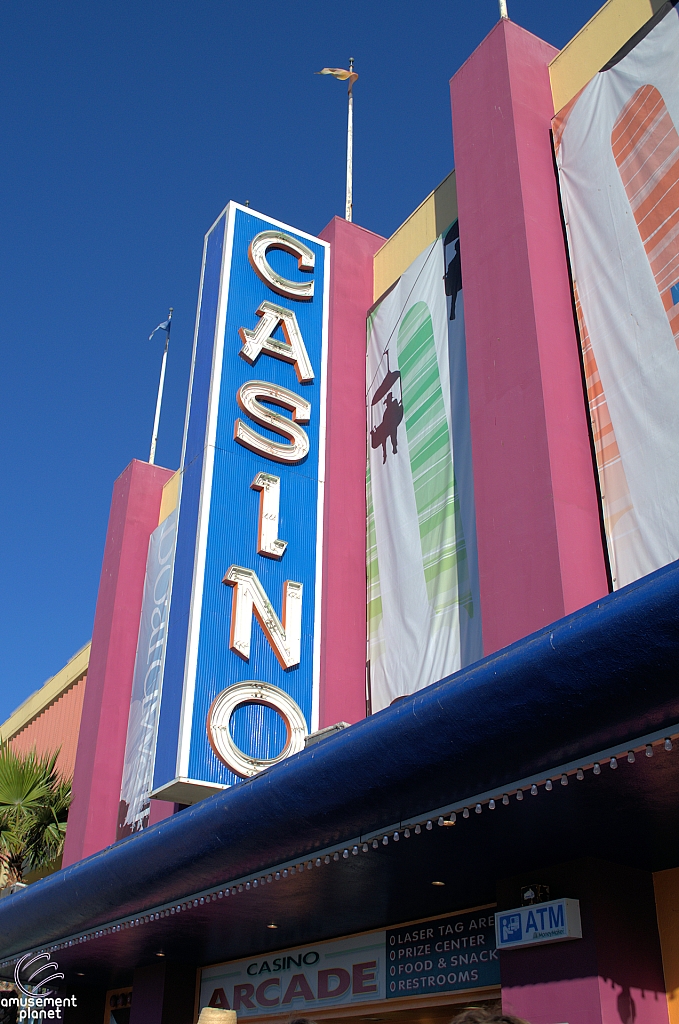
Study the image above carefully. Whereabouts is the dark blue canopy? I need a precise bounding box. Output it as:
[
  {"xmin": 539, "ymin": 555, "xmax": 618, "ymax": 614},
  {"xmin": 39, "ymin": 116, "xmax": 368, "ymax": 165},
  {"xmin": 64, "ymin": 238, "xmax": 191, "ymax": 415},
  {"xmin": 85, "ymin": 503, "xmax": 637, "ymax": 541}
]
[{"xmin": 2, "ymin": 559, "xmax": 679, "ymax": 988}]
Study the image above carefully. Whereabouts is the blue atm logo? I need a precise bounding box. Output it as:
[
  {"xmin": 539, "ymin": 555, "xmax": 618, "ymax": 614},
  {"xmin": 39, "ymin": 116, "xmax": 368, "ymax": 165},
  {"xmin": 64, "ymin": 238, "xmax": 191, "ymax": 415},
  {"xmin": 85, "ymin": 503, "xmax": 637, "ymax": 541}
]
[
  {"xmin": 152, "ymin": 204, "xmax": 329, "ymax": 801},
  {"xmin": 499, "ymin": 914, "xmax": 521, "ymax": 944}
]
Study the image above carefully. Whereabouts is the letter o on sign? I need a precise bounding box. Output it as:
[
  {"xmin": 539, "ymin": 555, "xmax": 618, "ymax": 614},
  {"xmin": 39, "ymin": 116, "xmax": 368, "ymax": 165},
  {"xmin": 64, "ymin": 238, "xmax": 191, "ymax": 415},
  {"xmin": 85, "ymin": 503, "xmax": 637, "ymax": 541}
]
[{"xmin": 208, "ymin": 680, "xmax": 307, "ymax": 778}]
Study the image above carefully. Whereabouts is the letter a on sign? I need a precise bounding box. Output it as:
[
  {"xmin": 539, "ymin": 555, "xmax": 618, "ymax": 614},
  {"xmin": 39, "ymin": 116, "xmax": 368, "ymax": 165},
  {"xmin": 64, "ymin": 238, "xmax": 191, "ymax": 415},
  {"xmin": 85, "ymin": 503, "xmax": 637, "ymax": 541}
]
[
  {"xmin": 239, "ymin": 301, "xmax": 314, "ymax": 383},
  {"xmin": 223, "ymin": 566, "xmax": 302, "ymax": 669},
  {"xmin": 208, "ymin": 989, "xmax": 230, "ymax": 1009}
]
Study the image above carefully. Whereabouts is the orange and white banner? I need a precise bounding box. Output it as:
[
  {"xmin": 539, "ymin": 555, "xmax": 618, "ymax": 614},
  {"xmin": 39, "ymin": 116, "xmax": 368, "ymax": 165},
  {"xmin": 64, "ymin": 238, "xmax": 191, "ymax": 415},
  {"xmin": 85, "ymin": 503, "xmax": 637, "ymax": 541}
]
[{"xmin": 554, "ymin": 6, "xmax": 679, "ymax": 588}]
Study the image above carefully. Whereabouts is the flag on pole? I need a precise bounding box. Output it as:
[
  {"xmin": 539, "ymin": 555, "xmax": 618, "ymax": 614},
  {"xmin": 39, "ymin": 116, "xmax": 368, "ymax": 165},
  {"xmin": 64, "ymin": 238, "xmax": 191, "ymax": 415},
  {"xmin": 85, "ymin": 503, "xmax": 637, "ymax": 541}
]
[
  {"xmin": 148, "ymin": 307, "xmax": 173, "ymax": 464},
  {"xmin": 317, "ymin": 60, "xmax": 357, "ymax": 222},
  {"xmin": 149, "ymin": 315, "xmax": 172, "ymax": 341},
  {"xmin": 316, "ymin": 66, "xmax": 358, "ymax": 87}
]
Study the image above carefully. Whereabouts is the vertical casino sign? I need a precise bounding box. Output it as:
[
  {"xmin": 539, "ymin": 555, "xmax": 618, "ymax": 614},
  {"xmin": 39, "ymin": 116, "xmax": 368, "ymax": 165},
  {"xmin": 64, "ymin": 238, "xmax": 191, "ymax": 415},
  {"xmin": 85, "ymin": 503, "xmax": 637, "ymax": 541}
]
[{"xmin": 152, "ymin": 204, "xmax": 329, "ymax": 802}]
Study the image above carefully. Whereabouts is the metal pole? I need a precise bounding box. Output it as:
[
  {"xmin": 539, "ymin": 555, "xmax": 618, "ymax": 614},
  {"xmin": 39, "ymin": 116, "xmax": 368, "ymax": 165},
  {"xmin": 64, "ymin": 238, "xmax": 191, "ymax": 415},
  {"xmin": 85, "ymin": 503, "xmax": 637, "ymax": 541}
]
[
  {"xmin": 499, "ymin": 0, "xmax": 509, "ymax": 18},
  {"xmin": 345, "ymin": 57, "xmax": 354, "ymax": 222},
  {"xmin": 149, "ymin": 309, "xmax": 172, "ymax": 465}
]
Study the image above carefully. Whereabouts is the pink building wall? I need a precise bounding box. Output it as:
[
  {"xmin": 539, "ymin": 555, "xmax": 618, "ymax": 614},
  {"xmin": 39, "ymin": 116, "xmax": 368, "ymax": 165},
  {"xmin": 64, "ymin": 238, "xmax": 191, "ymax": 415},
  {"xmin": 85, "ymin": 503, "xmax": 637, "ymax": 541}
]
[
  {"xmin": 501, "ymin": 861, "xmax": 669, "ymax": 1024},
  {"xmin": 63, "ymin": 459, "xmax": 174, "ymax": 867},
  {"xmin": 9, "ymin": 673, "xmax": 87, "ymax": 780},
  {"xmin": 317, "ymin": 217, "xmax": 385, "ymax": 728},
  {"xmin": 450, "ymin": 19, "xmax": 608, "ymax": 656}
]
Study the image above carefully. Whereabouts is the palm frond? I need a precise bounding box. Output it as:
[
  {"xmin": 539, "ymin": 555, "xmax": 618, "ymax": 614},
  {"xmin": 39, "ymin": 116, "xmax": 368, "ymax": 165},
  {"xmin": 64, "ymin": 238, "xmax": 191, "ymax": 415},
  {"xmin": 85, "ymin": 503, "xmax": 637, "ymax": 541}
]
[
  {"xmin": 0, "ymin": 746, "xmax": 55, "ymax": 812},
  {"xmin": 0, "ymin": 745, "xmax": 72, "ymax": 881}
]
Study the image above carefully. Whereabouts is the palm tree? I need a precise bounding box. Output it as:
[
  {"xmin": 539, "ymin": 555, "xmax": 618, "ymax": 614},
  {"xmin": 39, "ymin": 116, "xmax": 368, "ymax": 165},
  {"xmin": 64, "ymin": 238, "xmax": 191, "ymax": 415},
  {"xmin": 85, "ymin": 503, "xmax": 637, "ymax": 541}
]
[{"xmin": 0, "ymin": 746, "xmax": 72, "ymax": 887}]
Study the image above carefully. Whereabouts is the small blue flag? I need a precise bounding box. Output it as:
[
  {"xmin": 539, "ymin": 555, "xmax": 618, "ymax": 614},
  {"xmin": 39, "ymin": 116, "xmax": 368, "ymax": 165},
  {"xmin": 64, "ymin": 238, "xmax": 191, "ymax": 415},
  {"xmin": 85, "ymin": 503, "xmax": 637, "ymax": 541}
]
[{"xmin": 149, "ymin": 318, "xmax": 171, "ymax": 341}]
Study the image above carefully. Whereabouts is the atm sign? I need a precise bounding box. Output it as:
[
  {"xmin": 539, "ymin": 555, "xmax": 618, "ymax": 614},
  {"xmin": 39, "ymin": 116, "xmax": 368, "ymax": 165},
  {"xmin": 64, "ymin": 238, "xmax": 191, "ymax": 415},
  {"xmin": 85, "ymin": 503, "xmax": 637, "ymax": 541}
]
[{"xmin": 496, "ymin": 899, "xmax": 582, "ymax": 950}]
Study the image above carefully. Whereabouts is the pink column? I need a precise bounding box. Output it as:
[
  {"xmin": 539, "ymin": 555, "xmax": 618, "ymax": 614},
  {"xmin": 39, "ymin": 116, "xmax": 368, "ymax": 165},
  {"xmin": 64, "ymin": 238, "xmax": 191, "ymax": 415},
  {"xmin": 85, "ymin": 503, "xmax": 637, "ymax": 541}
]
[
  {"xmin": 500, "ymin": 862, "xmax": 669, "ymax": 1024},
  {"xmin": 317, "ymin": 217, "xmax": 385, "ymax": 727},
  {"xmin": 63, "ymin": 459, "xmax": 174, "ymax": 866},
  {"xmin": 450, "ymin": 20, "xmax": 608, "ymax": 656}
]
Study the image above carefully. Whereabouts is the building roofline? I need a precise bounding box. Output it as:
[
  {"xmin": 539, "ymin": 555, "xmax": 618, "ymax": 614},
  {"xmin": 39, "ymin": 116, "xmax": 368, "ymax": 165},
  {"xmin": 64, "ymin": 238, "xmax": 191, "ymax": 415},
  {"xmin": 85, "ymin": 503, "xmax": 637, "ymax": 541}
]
[{"xmin": 0, "ymin": 642, "xmax": 90, "ymax": 744}]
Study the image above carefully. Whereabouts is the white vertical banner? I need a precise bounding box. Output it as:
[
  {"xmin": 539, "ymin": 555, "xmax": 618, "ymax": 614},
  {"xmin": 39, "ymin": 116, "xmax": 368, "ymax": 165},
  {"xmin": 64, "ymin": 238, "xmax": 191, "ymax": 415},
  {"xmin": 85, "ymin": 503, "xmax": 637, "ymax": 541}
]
[
  {"xmin": 554, "ymin": 7, "xmax": 679, "ymax": 588},
  {"xmin": 367, "ymin": 233, "xmax": 481, "ymax": 713},
  {"xmin": 118, "ymin": 508, "xmax": 177, "ymax": 837}
]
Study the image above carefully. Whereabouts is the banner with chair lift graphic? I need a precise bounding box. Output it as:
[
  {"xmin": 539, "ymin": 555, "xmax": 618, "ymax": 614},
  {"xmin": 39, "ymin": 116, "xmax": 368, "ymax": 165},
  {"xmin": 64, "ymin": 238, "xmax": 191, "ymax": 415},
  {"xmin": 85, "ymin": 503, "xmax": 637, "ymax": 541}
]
[{"xmin": 367, "ymin": 223, "xmax": 482, "ymax": 712}]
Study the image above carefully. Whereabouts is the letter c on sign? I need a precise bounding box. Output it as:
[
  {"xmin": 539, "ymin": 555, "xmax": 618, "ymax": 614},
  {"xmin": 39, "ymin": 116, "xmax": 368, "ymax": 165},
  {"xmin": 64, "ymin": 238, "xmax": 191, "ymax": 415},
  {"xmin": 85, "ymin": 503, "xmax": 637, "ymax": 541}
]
[
  {"xmin": 256, "ymin": 979, "xmax": 280, "ymax": 1007},
  {"xmin": 248, "ymin": 230, "xmax": 315, "ymax": 301}
]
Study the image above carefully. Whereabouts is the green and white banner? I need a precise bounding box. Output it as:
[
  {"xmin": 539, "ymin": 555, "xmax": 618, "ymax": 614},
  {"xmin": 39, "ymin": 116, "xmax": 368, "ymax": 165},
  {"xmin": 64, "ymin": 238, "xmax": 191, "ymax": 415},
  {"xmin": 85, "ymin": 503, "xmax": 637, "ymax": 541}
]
[{"xmin": 367, "ymin": 230, "xmax": 481, "ymax": 712}]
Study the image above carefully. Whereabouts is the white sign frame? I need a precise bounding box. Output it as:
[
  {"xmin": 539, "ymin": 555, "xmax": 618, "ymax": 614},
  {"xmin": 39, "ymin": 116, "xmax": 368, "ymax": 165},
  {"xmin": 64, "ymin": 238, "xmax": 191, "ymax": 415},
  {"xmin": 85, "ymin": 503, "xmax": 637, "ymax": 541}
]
[{"xmin": 495, "ymin": 899, "xmax": 582, "ymax": 950}]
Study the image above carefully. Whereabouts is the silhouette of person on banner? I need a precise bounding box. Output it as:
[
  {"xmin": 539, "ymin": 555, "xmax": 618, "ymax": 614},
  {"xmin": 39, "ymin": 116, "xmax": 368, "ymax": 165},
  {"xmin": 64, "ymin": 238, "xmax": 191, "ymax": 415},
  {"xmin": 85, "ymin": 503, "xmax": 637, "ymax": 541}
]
[
  {"xmin": 371, "ymin": 390, "xmax": 404, "ymax": 464},
  {"xmin": 444, "ymin": 221, "xmax": 462, "ymax": 320}
]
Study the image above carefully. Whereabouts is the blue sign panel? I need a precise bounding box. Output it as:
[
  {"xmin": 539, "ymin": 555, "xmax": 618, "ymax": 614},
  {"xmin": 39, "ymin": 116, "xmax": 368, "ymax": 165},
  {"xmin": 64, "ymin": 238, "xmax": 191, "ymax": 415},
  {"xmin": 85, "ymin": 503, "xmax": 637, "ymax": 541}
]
[
  {"xmin": 386, "ymin": 909, "xmax": 499, "ymax": 997},
  {"xmin": 152, "ymin": 203, "xmax": 329, "ymax": 801}
]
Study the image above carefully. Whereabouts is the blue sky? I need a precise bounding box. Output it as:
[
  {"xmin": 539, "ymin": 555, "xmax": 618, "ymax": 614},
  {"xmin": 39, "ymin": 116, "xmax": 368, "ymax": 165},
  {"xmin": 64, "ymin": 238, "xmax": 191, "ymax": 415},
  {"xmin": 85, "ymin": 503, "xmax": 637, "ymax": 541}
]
[{"xmin": 0, "ymin": 0, "xmax": 603, "ymax": 721}]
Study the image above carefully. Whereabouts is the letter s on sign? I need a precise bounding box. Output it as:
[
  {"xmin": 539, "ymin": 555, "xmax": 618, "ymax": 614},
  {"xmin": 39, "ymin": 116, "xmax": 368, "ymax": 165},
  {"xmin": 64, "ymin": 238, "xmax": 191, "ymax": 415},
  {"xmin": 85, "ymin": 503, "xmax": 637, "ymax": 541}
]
[{"xmin": 234, "ymin": 381, "xmax": 310, "ymax": 464}]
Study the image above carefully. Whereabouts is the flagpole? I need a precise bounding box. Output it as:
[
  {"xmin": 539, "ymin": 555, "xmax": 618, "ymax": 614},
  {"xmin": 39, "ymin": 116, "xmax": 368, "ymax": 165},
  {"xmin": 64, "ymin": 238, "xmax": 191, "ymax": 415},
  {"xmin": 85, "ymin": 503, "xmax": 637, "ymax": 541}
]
[
  {"xmin": 499, "ymin": 0, "xmax": 509, "ymax": 17},
  {"xmin": 149, "ymin": 308, "xmax": 172, "ymax": 465},
  {"xmin": 345, "ymin": 57, "xmax": 354, "ymax": 222}
]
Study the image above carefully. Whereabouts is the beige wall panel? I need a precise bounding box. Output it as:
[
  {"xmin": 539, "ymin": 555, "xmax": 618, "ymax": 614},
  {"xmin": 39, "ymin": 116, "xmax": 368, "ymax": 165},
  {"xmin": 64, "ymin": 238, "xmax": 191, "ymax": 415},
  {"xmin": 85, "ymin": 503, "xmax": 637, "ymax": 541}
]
[
  {"xmin": 373, "ymin": 170, "xmax": 457, "ymax": 301},
  {"xmin": 433, "ymin": 169, "xmax": 459, "ymax": 237},
  {"xmin": 550, "ymin": 0, "xmax": 667, "ymax": 114},
  {"xmin": 159, "ymin": 468, "xmax": 180, "ymax": 524}
]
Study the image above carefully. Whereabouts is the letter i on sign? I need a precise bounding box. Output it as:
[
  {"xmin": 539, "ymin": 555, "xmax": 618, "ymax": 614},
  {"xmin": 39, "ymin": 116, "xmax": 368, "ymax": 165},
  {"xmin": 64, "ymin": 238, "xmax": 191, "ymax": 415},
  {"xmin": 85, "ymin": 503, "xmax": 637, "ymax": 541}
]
[{"xmin": 251, "ymin": 473, "xmax": 287, "ymax": 559}]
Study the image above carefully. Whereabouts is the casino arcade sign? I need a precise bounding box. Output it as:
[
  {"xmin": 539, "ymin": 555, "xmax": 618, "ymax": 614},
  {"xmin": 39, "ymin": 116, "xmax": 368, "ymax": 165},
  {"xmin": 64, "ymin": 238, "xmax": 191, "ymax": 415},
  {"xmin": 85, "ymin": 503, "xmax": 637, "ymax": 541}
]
[
  {"xmin": 151, "ymin": 203, "xmax": 329, "ymax": 801},
  {"xmin": 199, "ymin": 910, "xmax": 499, "ymax": 1016}
]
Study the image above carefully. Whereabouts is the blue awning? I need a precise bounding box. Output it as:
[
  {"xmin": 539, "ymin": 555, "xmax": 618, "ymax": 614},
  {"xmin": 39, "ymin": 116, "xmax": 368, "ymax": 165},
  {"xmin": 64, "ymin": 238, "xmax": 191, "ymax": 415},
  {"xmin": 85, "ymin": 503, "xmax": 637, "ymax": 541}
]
[{"xmin": 2, "ymin": 559, "xmax": 679, "ymax": 987}]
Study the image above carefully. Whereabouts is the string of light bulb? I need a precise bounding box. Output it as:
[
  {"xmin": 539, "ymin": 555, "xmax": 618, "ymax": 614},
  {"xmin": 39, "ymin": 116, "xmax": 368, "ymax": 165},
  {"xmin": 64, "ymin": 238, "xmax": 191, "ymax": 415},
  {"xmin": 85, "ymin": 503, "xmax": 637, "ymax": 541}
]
[{"xmin": 2, "ymin": 730, "xmax": 675, "ymax": 973}]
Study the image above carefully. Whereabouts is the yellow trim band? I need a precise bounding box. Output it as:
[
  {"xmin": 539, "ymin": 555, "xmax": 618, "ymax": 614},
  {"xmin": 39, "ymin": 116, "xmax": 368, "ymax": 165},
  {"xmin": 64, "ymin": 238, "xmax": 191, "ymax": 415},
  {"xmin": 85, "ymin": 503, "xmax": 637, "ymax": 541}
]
[{"xmin": 549, "ymin": 0, "xmax": 667, "ymax": 114}]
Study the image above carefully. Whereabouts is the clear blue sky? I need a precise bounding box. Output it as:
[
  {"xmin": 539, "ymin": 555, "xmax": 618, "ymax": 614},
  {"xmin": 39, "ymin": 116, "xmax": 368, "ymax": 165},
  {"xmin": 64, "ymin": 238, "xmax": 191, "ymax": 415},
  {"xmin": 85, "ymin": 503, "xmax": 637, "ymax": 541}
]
[{"xmin": 0, "ymin": 0, "xmax": 602, "ymax": 721}]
